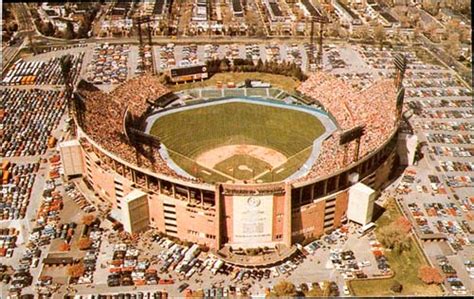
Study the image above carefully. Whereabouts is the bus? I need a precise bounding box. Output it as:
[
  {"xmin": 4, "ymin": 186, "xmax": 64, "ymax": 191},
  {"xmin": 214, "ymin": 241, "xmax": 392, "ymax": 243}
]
[{"xmin": 357, "ymin": 222, "xmax": 376, "ymax": 238}]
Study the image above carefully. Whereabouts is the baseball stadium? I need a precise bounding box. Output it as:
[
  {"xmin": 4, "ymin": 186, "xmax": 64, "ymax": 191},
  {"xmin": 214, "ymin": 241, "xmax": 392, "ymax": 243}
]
[{"xmin": 64, "ymin": 55, "xmax": 407, "ymax": 262}]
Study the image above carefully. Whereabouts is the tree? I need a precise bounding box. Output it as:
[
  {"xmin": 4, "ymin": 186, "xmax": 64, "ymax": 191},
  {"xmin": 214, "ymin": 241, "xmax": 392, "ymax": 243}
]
[
  {"xmin": 77, "ymin": 237, "xmax": 93, "ymax": 250},
  {"xmin": 67, "ymin": 263, "xmax": 85, "ymax": 278},
  {"xmin": 395, "ymin": 216, "xmax": 412, "ymax": 233},
  {"xmin": 378, "ymin": 223, "xmax": 411, "ymax": 253},
  {"xmin": 306, "ymin": 285, "xmax": 323, "ymax": 297},
  {"xmin": 321, "ymin": 281, "xmax": 339, "ymax": 296},
  {"xmin": 77, "ymin": 21, "xmax": 89, "ymax": 38},
  {"xmin": 59, "ymin": 242, "xmax": 70, "ymax": 251},
  {"xmin": 374, "ymin": 24, "xmax": 386, "ymax": 49},
  {"xmin": 60, "ymin": 54, "xmax": 72, "ymax": 83},
  {"xmin": 358, "ymin": 25, "xmax": 370, "ymax": 41},
  {"xmin": 41, "ymin": 21, "xmax": 55, "ymax": 36},
  {"xmin": 390, "ymin": 280, "xmax": 403, "ymax": 293},
  {"xmin": 63, "ymin": 21, "xmax": 75, "ymax": 39},
  {"xmin": 219, "ymin": 59, "xmax": 229, "ymax": 72},
  {"xmin": 299, "ymin": 283, "xmax": 309, "ymax": 293},
  {"xmin": 190, "ymin": 289, "xmax": 204, "ymax": 298},
  {"xmin": 443, "ymin": 33, "xmax": 461, "ymax": 58},
  {"xmin": 272, "ymin": 280, "xmax": 297, "ymax": 296},
  {"xmin": 81, "ymin": 214, "xmax": 96, "ymax": 226},
  {"xmin": 418, "ymin": 266, "xmax": 444, "ymax": 284}
]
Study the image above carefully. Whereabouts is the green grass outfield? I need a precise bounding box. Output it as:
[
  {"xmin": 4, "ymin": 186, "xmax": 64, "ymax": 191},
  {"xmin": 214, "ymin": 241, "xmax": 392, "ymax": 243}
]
[{"xmin": 150, "ymin": 101, "xmax": 325, "ymax": 183}]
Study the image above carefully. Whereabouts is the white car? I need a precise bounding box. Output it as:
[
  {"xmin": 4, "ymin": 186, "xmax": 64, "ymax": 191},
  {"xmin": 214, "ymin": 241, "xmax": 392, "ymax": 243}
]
[{"xmin": 343, "ymin": 285, "xmax": 350, "ymax": 295}]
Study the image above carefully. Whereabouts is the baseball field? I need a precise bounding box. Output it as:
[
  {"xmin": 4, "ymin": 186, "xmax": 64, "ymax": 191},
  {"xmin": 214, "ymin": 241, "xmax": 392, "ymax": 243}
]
[{"xmin": 150, "ymin": 100, "xmax": 325, "ymax": 183}]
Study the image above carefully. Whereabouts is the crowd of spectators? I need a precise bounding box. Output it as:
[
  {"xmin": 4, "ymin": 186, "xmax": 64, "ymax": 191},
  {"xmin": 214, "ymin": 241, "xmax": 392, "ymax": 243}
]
[
  {"xmin": 2, "ymin": 89, "xmax": 66, "ymax": 157},
  {"xmin": 79, "ymin": 74, "xmax": 200, "ymax": 183},
  {"xmin": 296, "ymin": 72, "xmax": 398, "ymax": 181}
]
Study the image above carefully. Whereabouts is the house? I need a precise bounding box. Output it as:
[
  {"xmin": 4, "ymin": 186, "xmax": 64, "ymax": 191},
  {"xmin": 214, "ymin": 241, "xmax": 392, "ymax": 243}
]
[{"xmin": 332, "ymin": 0, "xmax": 362, "ymax": 32}]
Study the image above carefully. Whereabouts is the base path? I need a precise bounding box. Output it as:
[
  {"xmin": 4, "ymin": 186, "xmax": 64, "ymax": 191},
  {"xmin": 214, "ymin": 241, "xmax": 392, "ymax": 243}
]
[{"xmin": 196, "ymin": 144, "xmax": 287, "ymax": 169}]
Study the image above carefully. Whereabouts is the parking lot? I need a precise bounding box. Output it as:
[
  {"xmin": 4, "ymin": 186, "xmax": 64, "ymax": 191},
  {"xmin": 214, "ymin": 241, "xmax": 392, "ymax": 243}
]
[{"xmin": 1, "ymin": 40, "xmax": 473, "ymax": 297}]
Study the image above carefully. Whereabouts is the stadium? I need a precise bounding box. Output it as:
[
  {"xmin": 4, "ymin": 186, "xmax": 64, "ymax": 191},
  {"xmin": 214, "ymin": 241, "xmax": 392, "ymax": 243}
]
[{"xmin": 64, "ymin": 55, "xmax": 407, "ymax": 259}]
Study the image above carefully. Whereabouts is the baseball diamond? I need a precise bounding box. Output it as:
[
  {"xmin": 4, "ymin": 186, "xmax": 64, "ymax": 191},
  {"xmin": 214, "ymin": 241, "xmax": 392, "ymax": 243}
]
[{"xmin": 147, "ymin": 98, "xmax": 330, "ymax": 183}]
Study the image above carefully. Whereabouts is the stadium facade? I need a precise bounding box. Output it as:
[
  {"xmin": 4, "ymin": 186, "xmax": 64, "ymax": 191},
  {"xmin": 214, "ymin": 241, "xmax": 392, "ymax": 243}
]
[{"xmin": 66, "ymin": 57, "xmax": 406, "ymax": 252}]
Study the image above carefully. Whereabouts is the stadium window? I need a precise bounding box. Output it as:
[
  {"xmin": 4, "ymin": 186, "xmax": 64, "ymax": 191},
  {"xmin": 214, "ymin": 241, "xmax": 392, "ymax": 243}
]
[
  {"xmin": 301, "ymin": 186, "xmax": 312, "ymax": 205},
  {"xmin": 327, "ymin": 177, "xmax": 337, "ymax": 193},
  {"xmin": 314, "ymin": 181, "xmax": 325, "ymax": 197},
  {"xmin": 339, "ymin": 172, "xmax": 349, "ymax": 189}
]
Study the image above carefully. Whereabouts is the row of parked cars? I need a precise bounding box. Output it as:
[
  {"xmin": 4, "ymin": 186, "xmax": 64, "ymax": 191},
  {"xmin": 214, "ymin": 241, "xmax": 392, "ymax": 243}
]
[
  {"xmin": 0, "ymin": 162, "xmax": 38, "ymax": 220},
  {"xmin": 437, "ymin": 255, "xmax": 467, "ymax": 295},
  {"xmin": 0, "ymin": 228, "xmax": 18, "ymax": 259},
  {"xmin": 7, "ymin": 244, "xmax": 39, "ymax": 295},
  {"xmin": 2, "ymin": 88, "xmax": 66, "ymax": 157},
  {"xmin": 406, "ymin": 87, "xmax": 471, "ymax": 98},
  {"xmin": 65, "ymin": 183, "xmax": 96, "ymax": 213},
  {"xmin": 2, "ymin": 53, "xmax": 83, "ymax": 86},
  {"xmin": 107, "ymin": 243, "xmax": 159, "ymax": 287},
  {"xmin": 70, "ymin": 291, "xmax": 168, "ymax": 299},
  {"xmin": 75, "ymin": 222, "xmax": 103, "ymax": 285},
  {"xmin": 180, "ymin": 44, "xmax": 199, "ymax": 67},
  {"xmin": 159, "ymin": 44, "xmax": 176, "ymax": 70},
  {"xmin": 330, "ymin": 248, "xmax": 369, "ymax": 280},
  {"xmin": 369, "ymin": 240, "xmax": 391, "ymax": 276},
  {"xmin": 86, "ymin": 43, "xmax": 129, "ymax": 85},
  {"xmin": 135, "ymin": 45, "xmax": 153, "ymax": 75}
]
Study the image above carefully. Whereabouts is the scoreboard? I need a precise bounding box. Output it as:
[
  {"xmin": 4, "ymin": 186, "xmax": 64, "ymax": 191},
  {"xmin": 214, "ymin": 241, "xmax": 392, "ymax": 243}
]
[{"xmin": 169, "ymin": 64, "xmax": 208, "ymax": 83}]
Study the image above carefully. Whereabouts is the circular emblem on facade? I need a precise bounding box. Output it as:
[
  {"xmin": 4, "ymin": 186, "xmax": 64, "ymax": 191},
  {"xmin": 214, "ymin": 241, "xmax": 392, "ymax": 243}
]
[
  {"xmin": 202, "ymin": 66, "xmax": 207, "ymax": 72},
  {"xmin": 247, "ymin": 196, "xmax": 261, "ymax": 207}
]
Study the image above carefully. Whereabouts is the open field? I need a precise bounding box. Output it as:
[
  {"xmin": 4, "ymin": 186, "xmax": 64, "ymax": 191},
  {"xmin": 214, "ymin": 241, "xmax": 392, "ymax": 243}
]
[
  {"xmin": 349, "ymin": 199, "xmax": 443, "ymax": 296},
  {"xmin": 168, "ymin": 72, "xmax": 300, "ymax": 92},
  {"xmin": 151, "ymin": 101, "xmax": 324, "ymax": 183}
]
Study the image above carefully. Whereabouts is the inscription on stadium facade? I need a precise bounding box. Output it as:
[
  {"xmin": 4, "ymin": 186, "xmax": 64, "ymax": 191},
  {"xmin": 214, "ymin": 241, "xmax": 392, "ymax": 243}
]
[{"xmin": 233, "ymin": 195, "xmax": 273, "ymax": 245}]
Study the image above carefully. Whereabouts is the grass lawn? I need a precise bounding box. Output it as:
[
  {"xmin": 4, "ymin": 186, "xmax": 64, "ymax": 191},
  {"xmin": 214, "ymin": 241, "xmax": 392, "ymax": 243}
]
[
  {"xmin": 349, "ymin": 199, "xmax": 443, "ymax": 296},
  {"xmin": 151, "ymin": 101, "xmax": 324, "ymax": 183},
  {"xmin": 168, "ymin": 72, "xmax": 300, "ymax": 92},
  {"xmin": 214, "ymin": 154, "xmax": 272, "ymax": 181}
]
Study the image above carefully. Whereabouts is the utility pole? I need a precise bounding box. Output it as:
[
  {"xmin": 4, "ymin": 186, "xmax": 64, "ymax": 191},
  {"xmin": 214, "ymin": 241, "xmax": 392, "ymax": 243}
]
[
  {"xmin": 309, "ymin": 7, "xmax": 329, "ymax": 71},
  {"xmin": 27, "ymin": 31, "xmax": 37, "ymax": 55}
]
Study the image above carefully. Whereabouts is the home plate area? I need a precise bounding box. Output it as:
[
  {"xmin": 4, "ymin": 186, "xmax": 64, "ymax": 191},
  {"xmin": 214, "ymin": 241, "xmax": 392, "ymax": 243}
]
[{"xmin": 196, "ymin": 145, "xmax": 288, "ymax": 182}]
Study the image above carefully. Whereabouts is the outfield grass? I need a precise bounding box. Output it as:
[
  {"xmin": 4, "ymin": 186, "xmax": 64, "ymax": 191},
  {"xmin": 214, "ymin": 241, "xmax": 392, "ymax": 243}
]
[
  {"xmin": 349, "ymin": 199, "xmax": 443, "ymax": 296},
  {"xmin": 169, "ymin": 72, "xmax": 300, "ymax": 92},
  {"xmin": 151, "ymin": 101, "xmax": 325, "ymax": 183},
  {"xmin": 214, "ymin": 154, "xmax": 272, "ymax": 181}
]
